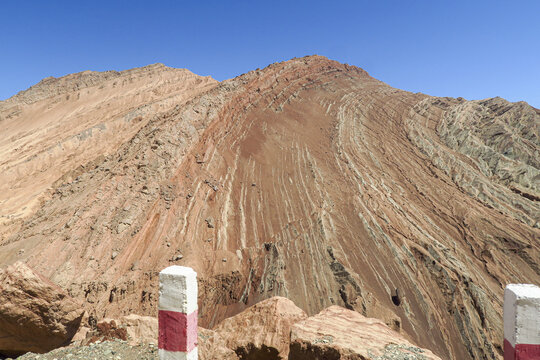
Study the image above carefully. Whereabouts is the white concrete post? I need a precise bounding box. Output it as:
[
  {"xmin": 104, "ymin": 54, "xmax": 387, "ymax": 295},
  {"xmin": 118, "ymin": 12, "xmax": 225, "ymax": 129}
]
[
  {"xmin": 158, "ymin": 266, "xmax": 198, "ymax": 360},
  {"xmin": 504, "ymin": 284, "xmax": 540, "ymax": 360}
]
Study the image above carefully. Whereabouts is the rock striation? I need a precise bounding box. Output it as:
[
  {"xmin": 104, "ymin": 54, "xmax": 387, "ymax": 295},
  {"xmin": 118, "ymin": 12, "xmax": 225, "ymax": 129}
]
[
  {"xmin": 0, "ymin": 262, "xmax": 85, "ymax": 356},
  {"xmin": 0, "ymin": 56, "xmax": 538, "ymax": 359},
  {"xmin": 289, "ymin": 305, "xmax": 441, "ymax": 359},
  {"xmin": 0, "ymin": 63, "xmax": 217, "ymax": 226}
]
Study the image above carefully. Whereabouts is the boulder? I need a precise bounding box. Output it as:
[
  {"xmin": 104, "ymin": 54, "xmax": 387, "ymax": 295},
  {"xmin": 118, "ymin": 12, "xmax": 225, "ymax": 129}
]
[
  {"xmin": 213, "ymin": 296, "xmax": 308, "ymax": 359},
  {"xmin": 0, "ymin": 262, "xmax": 85, "ymax": 356},
  {"xmin": 199, "ymin": 327, "xmax": 239, "ymax": 360},
  {"xmin": 120, "ymin": 314, "xmax": 158, "ymax": 346},
  {"xmin": 289, "ymin": 306, "xmax": 442, "ymax": 360}
]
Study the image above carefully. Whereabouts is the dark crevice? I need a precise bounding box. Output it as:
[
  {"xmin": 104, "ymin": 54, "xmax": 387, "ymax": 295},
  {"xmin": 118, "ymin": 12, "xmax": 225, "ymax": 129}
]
[
  {"xmin": 235, "ymin": 344, "xmax": 280, "ymax": 360},
  {"xmin": 509, "ymin": 186, "xmax": 540, "ymax": 202},
  {"xmin": 391, "ymin": 288, "xmax": 401, "ymax": 306},
  {"xmin": 327, "ymin": 246, "xmax": 363, "ymax": 311}
]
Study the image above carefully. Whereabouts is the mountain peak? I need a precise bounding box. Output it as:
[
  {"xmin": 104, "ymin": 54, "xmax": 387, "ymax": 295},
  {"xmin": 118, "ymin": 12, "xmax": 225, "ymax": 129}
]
[{"xmin": 0, "ymin": 57, "xmax": 538, "ymax": 360}]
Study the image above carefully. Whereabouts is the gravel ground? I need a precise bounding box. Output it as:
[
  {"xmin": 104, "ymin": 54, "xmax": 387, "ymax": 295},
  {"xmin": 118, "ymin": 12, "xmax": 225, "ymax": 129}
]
[{"xmin": 11, "ymin": 340, "xmax": 158, "ymax": 360}]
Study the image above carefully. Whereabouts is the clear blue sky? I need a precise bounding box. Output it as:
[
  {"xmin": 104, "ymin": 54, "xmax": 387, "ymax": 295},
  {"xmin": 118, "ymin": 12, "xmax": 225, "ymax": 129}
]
[{"xmin": 1, "ymin": 1, "xmax": 539, "ymax": 107}]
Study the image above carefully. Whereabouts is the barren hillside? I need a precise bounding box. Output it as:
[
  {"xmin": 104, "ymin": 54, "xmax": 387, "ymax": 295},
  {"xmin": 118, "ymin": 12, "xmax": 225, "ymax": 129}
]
[
  {"xmin": 0, "ymin": 64, "xmax": 217, "ymax": 222},
  {"xmin": 0, "ymin": 56, "xmax": 538, "ymax": 359}
]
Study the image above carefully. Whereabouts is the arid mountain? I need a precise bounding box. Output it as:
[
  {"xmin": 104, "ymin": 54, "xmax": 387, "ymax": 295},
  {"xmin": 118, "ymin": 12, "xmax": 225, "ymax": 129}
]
[
  {"xmin": 0, "ymin": 64, "xmax": 217, "ymax": 222},
  {"xmin": 0, "ymin": 56, "xmax": 538, "ymax": 359}
]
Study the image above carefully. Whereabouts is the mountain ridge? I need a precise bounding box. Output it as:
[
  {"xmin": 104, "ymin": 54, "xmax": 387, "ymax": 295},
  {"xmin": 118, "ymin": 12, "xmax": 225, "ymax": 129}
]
[{"xmin": 0, "ymin": 63, "xmax": 206, "ymax": 108}]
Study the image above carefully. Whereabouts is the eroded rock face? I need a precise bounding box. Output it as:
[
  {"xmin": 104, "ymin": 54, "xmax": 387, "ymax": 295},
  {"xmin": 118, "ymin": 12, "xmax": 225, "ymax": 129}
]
[
  {"xmin": 0, "ymin": 262, "xmax": 85, "ymax": 356},
  {"xmin": 289, "ymin": 306, "xmax": 442, "ymax": 360},
  {"xmin": 213, "ymin": 296, "xmax": 307, "ymax": 359}
]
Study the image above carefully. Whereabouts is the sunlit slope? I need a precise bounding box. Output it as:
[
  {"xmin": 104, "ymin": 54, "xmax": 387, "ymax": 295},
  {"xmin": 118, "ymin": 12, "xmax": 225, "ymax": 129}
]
[{"xmin": 1, "ymin": 56, "xmax": 538, "ymax": 360}]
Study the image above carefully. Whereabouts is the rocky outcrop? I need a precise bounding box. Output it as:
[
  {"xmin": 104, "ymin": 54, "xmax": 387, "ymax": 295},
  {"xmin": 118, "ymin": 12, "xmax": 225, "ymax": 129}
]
[
  {"xmin": 289, "ymin": 306, "xmax": 442, "ymax": 360},
  {"xmin": 18, "ymin": 298, "xmax": 441, "ymax": 359},
  {"xmin": 406, "ymin": 96, "xmax": 539, "ymax": 227},
  {"xmin": 0, "ymin": 262, "xmax": 85, "ymax": 356},
  {"xmin": 213, "ymin": 296, "xmax": 307, "ymax": 359}
]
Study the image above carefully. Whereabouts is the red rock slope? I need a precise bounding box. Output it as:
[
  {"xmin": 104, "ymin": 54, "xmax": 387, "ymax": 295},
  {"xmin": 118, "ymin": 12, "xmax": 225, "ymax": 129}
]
[{"xmin": 0, "ymin": 56, "xmax": 538, "ymax": 359}]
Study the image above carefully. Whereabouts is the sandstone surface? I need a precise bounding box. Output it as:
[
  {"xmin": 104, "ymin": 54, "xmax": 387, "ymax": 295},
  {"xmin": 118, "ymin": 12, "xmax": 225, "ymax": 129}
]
[
  {"xmin": 0, "ymin": 262, "xmax": 85, "ymax": 356},
  {"xmin": 0, "ymin": 56, "xmax": 538, "ymax": 359},
  {"xmin": 289, "ymin": 305, "xmax": 441, "ymax": 359},
  {"xmin": 120, "ymin": 314, "xmax": 159, "ymax": 346},
  {"xmin": 199, "ymin": 327, "xmax": 240, "ymax": 360},
  {"xmin": 213, "ymin": 296, "xmax": 307, "ymax": 359}
]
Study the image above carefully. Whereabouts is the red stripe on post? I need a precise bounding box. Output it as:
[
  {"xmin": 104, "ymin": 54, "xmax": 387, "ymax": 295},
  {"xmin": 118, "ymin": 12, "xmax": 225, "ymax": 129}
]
[
  {"xmin": 158, "ymin": 309, "xmax": 198, "ymax": 352},
  {"xmin": 504, "ymin": 339, "xmax": 540, "ymax": 360},
  {"xmin": 516, "ymin": 344, "xmax": 540, "ymax": 360},
  {"xmin": 505, "ymin": 339, "xmax": 516, "ymax": 360}
]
